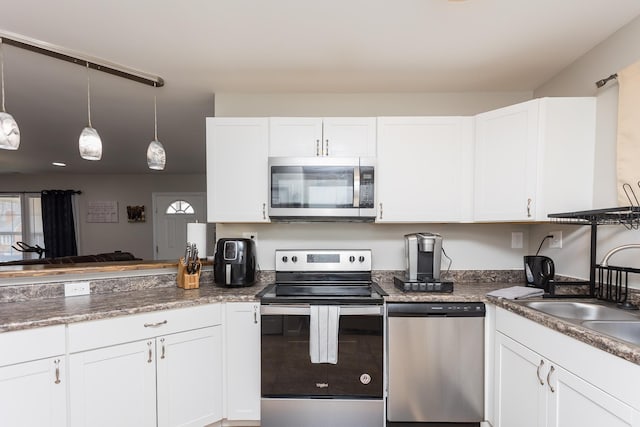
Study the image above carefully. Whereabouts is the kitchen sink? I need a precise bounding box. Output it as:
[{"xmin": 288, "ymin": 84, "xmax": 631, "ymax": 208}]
[
  {"xmin": 581, "ymin": 321, "xmax": 640, "ymax": 346},
  {"xmin": 522, "ymin": 301, "xmax": 640, "ymax": 321}
]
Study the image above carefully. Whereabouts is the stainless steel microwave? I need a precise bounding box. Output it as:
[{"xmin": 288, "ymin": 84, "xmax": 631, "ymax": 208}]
[{"xmin": 268, "ymin": 157, "xmax": 376, "ymax": 221}]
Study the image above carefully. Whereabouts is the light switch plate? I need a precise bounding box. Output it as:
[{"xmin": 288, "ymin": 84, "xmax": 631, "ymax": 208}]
[{"xmin": 511, "ymin": 232, "xmax": 524, "ymax": 249}]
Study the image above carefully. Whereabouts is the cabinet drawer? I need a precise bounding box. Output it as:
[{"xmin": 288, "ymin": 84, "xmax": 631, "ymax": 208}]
[
  {"xmin": 68, "ymin": 304, "xmax": 221, "ymax": 353},
  {"xmin": 0, "ymin": 325, "xmax": 65, "ymax": 367}
]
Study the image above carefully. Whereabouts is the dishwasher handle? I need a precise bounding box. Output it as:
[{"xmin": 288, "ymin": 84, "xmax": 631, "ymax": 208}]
[{"xmin": 387, "ymin": 302, "xmax": 485, "ymax": 317}]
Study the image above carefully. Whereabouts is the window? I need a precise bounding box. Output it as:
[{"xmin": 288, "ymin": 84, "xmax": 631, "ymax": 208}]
[
  {"xmin": 165, "ymin": 200, "xmax": 195, "ymax": 215},
  {"xmin": 0, "ymin": 194, "xmax": 44, "ymax": 262}
]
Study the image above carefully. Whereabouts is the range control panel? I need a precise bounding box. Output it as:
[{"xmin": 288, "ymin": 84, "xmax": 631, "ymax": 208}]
[{"xmin": 275, "ymin": 249, "xmax": 371, "ymax": 272}]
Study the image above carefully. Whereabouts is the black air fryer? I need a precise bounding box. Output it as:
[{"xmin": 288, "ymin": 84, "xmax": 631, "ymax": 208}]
[{"xmin": 214, "ymin": 238, "xmax": 256, "ymax": 287}]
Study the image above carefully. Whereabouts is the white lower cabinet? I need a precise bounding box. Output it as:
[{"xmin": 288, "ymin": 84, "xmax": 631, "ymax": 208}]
[
  {"xmin": 225, "ymin": 302, "xmax": 261, "ymax": 422},
  {"xmin": 68, "ymin": 304, "xmax": 223, "ymax": 427},
  {"xmin": 494, "ymin": 308, "xmax": 640, "ymax": 427},
  {"xmin": 0, "ymin": 325, "xmax": 66, "ymax": 427},
  {"xmin": 0, "ymin": 356, "xmax": 66, "ymax": 427},
  {"xmin": 69, "ymin": 339, "xmax": 157, "ymax": 427}
]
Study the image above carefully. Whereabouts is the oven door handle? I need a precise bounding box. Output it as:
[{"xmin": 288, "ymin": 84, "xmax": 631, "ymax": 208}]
[{"xmin": 260, "ymin": 305, "xmax": 383, "ymax": 316}]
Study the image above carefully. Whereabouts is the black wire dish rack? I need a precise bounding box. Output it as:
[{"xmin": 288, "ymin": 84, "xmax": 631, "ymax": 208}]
[{"xmin": 548, "ymin": 206, "xmax": 640, "ymax": 310}]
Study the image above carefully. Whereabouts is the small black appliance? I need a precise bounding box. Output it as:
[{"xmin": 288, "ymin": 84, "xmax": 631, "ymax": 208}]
[
  {"xmin": 524, "ymin": 255, "xmax": 555, "ymax": 292},
  {"xmin": 214, "ymin": 238, "xmax": 256, "ymax": 287}
]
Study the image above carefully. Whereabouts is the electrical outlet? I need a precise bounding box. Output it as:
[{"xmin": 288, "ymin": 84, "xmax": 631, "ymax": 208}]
[
  {"xmin": 549, "ymin": 231, "xmax": 562, "ymax": 249},
  {"xmin": 242, "ymin": 231, "xmax": 258, "ymax": 247},
  {"xmin": 64, "ymin": 281, "xmax": 90, "ymax": 297},
  {"xmin": 511, "ymin": 231, "xmax": 524, "ymax": 249}
]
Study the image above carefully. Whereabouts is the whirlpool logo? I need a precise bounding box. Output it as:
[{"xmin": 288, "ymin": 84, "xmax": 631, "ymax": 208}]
[{"xmin": 315, "ymin": 383, "xmax": 329, "ymax": 388}]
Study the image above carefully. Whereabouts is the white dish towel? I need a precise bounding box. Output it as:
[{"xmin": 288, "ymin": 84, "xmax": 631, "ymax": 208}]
[
  {"xmin": 309, "ymin": 305, "xmax": 340, "ymax": 364},
  {"xmin": 486, "ymin": 286, "xmax": 545, "ymax": 300}
]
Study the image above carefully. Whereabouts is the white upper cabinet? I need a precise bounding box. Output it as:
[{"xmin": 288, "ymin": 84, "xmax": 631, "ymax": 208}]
[
  {"xmin": 474, "ymin": 97, "xmax": 596, "ymax": 222},
  {"xmin": 206, "ymin": 117, "xmax": 270, "ymax": 223},
  {"xmin": 269, "ymin": 117, "xmax": 376, "ymax": 157},
  {"xmin": 376, "ymin": 116, "xmax": 474, "ymax": 222}
]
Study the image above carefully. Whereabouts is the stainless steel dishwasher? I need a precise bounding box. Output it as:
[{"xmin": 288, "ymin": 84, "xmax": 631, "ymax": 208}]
[{"xmin": 387, "ymin": 302, "xmax": 485, "ymax": 426}]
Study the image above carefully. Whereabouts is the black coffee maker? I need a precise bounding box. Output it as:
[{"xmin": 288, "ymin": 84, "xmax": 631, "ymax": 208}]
[
  {"xmin": 214, "ymin": 238, "xmax": 256, "ymax": 287},
  {"xmin": 524, "ymin": 255, "xmax": 555, "ymax": 292}
]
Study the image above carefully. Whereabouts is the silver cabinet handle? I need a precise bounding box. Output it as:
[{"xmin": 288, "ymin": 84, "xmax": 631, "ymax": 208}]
[
  {"xmin": 262, "ymin": 203, "xmax": 267, "ymax": 220},
  {"xmin": 547, "ymin": 365, "xmax": 555, "ymax": 393},
  {"xmin": 160, "ymin": 338, "xmax": 166, "ymax": 359},
  {"xmin": 527, "ymin": 198, "xmax": 532, "ymax": 218},
  {"xmin": 253, "ymin": 305, "xmax": 258, "ymax": 324},
  {"xmin": 54, "ymin": 359, "xmax": 61, "ymax": 384},
  {"xmin": 379, "ymin": 203, "xmax": 383, "ymax": 220},
  {"xmin": 316, "ymin": 139, "xmax": 320, "ymax": 156},
  {"xmin": 144, "ymin": 320, "xmax": 167, "ymax": 328},
  {"xmin": 324, "ymin": 139, "xmax": 329, "ymax": 156},
  {"xmin": 147, "ymin": 341, "xmax": 153, "ymax": 363},
  {"xmin": 536, "ymin": 359, "xmax": 545, "ymax": 385}
]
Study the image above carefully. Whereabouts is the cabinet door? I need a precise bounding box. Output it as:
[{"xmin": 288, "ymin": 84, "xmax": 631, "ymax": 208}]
[
  {"xmin": 474, "ymin": 100, "xmax": 539, "ymax": 221},
  {"xmin": 0, "ymin": 357, "xmax": 66, "ymax": 427},
  {"xmin": 376, "ymin": 116, "xmax": 473, "ymax": 222},
  {"xmin": 322, "ymin": 117, "xmax": 376, "ymax": 157},
  {"xmin": 547, "ymin": 364, "xmax": 638, "ymax": 427},
  {"xmin": 269, "ymin": 117, "xmax": 323, "ymax": 157},
  {"xmin": 494, "ymin": 332, "xmax": 546, "ymax": 427},
  {"xmin": 206, "ymin": 117, "xmax": 270, "ymax": 223},
  {"xmin": 225, "ymin": 302, "xmax": 261, "ymax": 421},
  {"xmin": 157, "ymin": 326, "xmax": 223, "ymax": 427},
  {"xmin": 69, "ymin": 340, "xmax": 157, "ymax": 427}
]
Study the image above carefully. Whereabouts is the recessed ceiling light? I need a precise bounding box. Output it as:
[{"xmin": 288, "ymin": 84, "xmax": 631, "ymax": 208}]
[{"xmin": 52, "ymin": 162, "xmax": 66, "ymax": 167}]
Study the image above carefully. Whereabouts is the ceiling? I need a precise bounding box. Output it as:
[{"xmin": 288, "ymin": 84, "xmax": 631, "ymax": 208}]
[{"xmin": 1, "ymin": 0, "xmax": 639, "ymax": 175}]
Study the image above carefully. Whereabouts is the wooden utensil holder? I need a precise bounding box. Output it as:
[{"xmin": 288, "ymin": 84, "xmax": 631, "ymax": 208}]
[{"xmin": 177, "ymin": 257, "xmax": 201, "ymax": 289}]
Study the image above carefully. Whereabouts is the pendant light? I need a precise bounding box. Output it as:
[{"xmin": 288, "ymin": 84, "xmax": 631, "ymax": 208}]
[
  {"xmin": 146, "ymin": 83, "xmax": 166, "ymax": 170},
  {"xmin": 0, "ymin": 38, "xmax": 20, "ymax": 151},
  {"xmin": 78, "ymin": 62, "xmax": 102, "ymax": 160}
]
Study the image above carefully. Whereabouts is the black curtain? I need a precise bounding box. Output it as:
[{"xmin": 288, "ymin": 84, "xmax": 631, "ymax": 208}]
[{"xmin": 41, "ymin": 190, "xmax": 78, "ymax": 258}]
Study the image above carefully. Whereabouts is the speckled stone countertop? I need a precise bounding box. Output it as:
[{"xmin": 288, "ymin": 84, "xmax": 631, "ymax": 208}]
[
  {"xmin": 0, "ymin": 272, "xmax": 272, "ymax": 333},
  {"xmin": 488, "ymin": 296, "xmax": 640, "ymax": 366},
  {"xmin": 1, "ymin": 269, "xmax": 639, "ymax": 366}
]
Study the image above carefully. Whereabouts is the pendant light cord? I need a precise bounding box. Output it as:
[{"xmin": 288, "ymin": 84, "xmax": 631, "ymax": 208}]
[
  {"xmin": 153, "ymin": 82, "xmax": 158, "ymax": 140},
  {"xmin": 1, "ymin": 39, "xmax": 6, "ymax": 113},
  {"xmin": 86, "ymin": 62, "xmax": 92, "ymax": 127}
]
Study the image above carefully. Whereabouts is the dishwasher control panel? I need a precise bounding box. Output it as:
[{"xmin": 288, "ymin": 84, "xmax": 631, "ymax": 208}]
[{"xmin": 387, "ymin": 302, "xmax": 485, "ymax": 317}]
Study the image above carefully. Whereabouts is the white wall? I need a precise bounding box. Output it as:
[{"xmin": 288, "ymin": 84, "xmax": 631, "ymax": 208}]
[
  {"xmin": 0, "ymin": 173, "xmax": 206, "ymax": 260},
  {"xmin": 214, "ymin": 92, "xmax": 533, "ymax": 117},
  {"xmin": 220, "ymin": 222, "xmax": 532, "ymax": 272},
  {"xmin": 215, "ymin": 91, "xmax": 535, "ymax": 271},
  {"xmin": 532, "ymin": 14, "xmax": 640, "ymax": 283}
]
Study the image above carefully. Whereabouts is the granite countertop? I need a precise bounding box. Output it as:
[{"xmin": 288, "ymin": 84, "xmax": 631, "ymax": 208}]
[
  {"xmin": 489, "ymin": 296, "xmax": 640, "ymax": 366},
  {"xmin": 1, "ymin": 271, "xmax": 639, "ymax": 366},
  {"xmin": 0, "ymin": 280, "xmax": 269, "ymax": 333}
]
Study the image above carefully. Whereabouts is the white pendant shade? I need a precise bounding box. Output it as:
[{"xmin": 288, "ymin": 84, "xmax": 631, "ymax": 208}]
[
  {"xmin": 0, "ymin": 41, "xmax": 19, "ymax": 151},
  {"xmin": 0, "ymin": 111, "xmax": 20, "ymax": 150},
  {"xmin": 147, "ymin": 139, "xmax": 166, "ymax": 170},
  {"xmin": 79, "ymin": 126, "xmax": 102, "ymax": 160}
]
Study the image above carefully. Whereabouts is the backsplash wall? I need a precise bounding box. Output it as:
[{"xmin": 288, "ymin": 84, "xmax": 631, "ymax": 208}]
[{"xmin": 217, "ymin": 222, "xmax": 533, "ymax": 272}]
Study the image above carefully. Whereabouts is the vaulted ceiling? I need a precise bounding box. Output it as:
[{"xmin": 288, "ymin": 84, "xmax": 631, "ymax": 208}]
[{"xmin": 1, "ymin": 0, "xmax": 639, "ymax": 174}]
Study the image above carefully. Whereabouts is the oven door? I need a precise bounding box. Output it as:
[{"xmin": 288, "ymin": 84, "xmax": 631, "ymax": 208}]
[
  {"xmin": 260, "ymin": 304, "xmax": 383, "ymax": 398},
  {"xmin": 268, "ymin": 157, "xmax": 375, "ymax": 219}
]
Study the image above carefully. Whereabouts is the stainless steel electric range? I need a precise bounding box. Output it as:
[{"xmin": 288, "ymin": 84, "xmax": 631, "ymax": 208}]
[{"xmin": 257, "ymin": 249, "xmax": 386, "ymax": 427}]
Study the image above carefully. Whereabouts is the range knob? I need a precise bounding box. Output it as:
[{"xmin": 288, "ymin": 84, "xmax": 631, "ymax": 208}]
[
  {"xmin": 349, "ymin": 256, "xmax": 356, "ymax": 263},
  {"xmin": 291, "ymin": 256, "xmax": 298, "ymax": 263},
  {"xmin": 281, "ymin": 256, "xmax": 288, "ymax": 263},
  {"xmin": 359, "ymin": 256, "xmax": 366, "ymax": 263}
]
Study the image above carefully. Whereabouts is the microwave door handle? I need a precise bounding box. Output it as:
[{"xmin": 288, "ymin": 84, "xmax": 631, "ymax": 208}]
[{"xmin": 353, "ymin": 166, "xmax": 360, "ymax": 208}]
